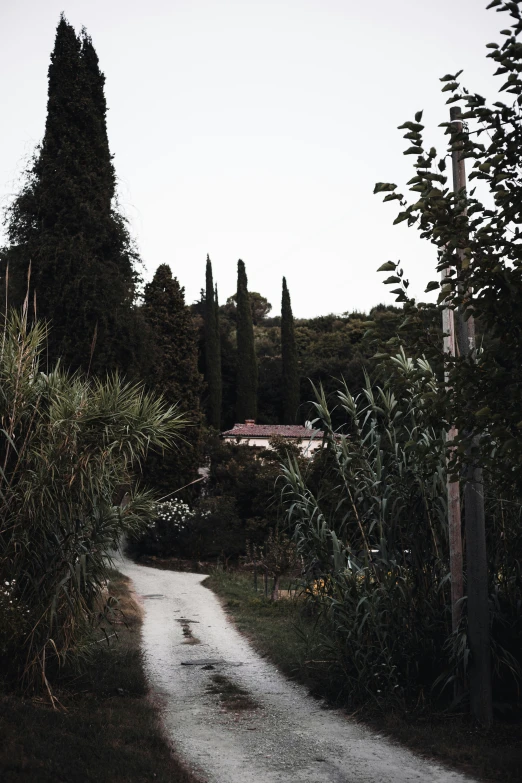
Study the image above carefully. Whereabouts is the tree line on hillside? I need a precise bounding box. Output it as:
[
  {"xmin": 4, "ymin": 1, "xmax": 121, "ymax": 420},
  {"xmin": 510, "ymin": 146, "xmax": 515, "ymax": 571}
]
[{"xmin": 195, "ymin": 259, "xmax": 409, "ymax": 430}]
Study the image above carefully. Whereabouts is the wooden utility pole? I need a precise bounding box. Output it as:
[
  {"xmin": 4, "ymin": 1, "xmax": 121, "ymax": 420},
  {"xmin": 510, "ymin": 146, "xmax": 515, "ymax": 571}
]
[
  {"xmin": 450, "ymin": 106, "xmax": 492, "ymax": 727},
  {"xmin": 441, "ymin": 272, "xmax": 463, "ymax": 633}
]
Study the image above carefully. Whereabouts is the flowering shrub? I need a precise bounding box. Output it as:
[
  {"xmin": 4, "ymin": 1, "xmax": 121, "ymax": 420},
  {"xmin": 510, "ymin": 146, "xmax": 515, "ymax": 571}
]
[
  {"xmin": 134, "ymin": 495, "xmax": 250, "ymax": 560},
  {"xmin": 149, "ymin": 499, "xmax": 197, "ymax": 530},
  {"xmin": 139, "ymin": 498, "xmax": 209, "ymax": 557}
]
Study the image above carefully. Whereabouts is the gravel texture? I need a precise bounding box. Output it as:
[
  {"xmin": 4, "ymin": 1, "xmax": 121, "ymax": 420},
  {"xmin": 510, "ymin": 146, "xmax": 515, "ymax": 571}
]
[{"xmin": 118, "ymin": 557, "xmax": 476, "ymax": 783}]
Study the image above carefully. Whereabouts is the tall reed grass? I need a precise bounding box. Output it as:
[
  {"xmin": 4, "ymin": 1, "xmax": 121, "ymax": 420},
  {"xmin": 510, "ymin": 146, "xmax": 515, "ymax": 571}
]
[
  {"xmin": 0, "ymin": 312, "xmax": 186, "ymax": 698},
  {"xmin": 281, "ymin": 350, "xmax": 521, "ymax": 710}
]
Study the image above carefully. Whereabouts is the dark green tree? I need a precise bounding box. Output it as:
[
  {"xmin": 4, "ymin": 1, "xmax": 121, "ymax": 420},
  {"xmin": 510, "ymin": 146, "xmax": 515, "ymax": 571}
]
[
  {"xmin": 204, "ymin": 256, "xmax": 222, "ymax": 429},
  {"xmin": 236, "ymin": 259, "xmax": 258, "ymax": 421},
  {"xmin": 225, "ymin": 291, "xmax": 272, "ymax": 324},
  {"xmin": 1, "ymin": 16, "xmax": 140, "ymax": 375},
  {"xmin": 281, "ymin": 277, "xmax": 300, "ymax": 423},
  {"xmin": 142, "ymin": 264, "xmax": 203, "ymax": 494},
  {"xmin": 214, "ymin": 284, "xmax": 222, "ymax": 408}
]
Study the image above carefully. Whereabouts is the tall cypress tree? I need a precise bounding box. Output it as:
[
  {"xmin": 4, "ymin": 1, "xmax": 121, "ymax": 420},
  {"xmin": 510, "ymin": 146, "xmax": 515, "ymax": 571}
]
[
  {"xmin": 1, "ymin": 16, "xmax": 139, "ymax": 374},
  {"xmin": 214, "ymin": 282, "xmax": 222, "ymax": 420},
  {"xmin": 204, "ymin": 256, "xmax": 222, "ymax": 429},
  {"xmin": 236, "ymin": 259, "xmax": 258, "ymax": 421},
  {"xmin": 142, "ymin": 264, "xmax": 203, "ymax": 493},
  {"xmin": 281, "ymin": 277, "xmax": 300, "ymax": 423}
]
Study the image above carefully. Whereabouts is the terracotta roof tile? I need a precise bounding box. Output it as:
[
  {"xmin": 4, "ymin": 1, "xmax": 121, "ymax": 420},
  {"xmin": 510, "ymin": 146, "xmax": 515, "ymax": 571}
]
[{"xmin": 221, "ymin": 424, "xmax": 324, "ymax": 439}]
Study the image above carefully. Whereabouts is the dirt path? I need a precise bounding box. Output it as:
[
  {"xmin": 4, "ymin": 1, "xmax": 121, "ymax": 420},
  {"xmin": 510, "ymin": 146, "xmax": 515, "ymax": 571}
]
[{"xmin": 118, "ymin": 557, "xmax": 475, "ymax": 783}]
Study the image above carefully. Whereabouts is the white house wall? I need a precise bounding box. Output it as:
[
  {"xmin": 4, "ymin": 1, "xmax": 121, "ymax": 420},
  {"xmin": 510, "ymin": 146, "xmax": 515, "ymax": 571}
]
[{"xmin": 222, "ymin": 437, "xmax": 323, "ymax": 456}]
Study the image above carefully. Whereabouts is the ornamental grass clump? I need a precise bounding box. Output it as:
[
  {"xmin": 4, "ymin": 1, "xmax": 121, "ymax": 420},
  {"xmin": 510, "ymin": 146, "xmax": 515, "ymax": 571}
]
[{"xmin": 0, "ymin": 311, "xmax": 186, "ymax": 697}]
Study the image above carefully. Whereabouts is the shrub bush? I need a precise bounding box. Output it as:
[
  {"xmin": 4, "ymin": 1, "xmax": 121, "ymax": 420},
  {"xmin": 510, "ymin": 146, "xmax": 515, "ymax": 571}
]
[{"xmin": 134, "ymin": 433, "xmax": 307, "ymax": 561}]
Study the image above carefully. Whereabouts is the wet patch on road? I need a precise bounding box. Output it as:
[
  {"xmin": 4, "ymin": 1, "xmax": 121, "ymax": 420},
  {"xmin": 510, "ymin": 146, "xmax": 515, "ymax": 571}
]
[
  {"xmin": 175, "ymin": 617, "xmax": 201, "ymax": 644},
  {"xmin": 206, "ymin": 674, "xmax": 259, "ymax": 712}
]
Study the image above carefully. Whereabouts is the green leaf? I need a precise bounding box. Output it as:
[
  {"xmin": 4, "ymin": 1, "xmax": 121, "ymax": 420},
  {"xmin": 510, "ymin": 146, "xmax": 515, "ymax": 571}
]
[
  {"xmin": 373, "ymin": 182, "xmax": 397, "ymax": 194},
  {"xmin": 377, "ymin": 261, "xmax": 397, "ymax": 273},
  {"xmin": 440, "ymin": 74, "xmax": 456, "ymax": 82},
  {"xmin": 485, "ymin": 43, "xmax": 499, "ymax": 49},
  {"xmin": 390, "ymin": 288, "xmax": 405, "ymax": 295},
  {"xmin": 414, "ymin": 110, "xmax": 423, "ymax": 122},
  {"xmin": 383, "ymin": 276, "xmax": 401, "ymax": 284},
  {"xmin": 486, "ymin": 0, "xmax": 501, "ymax": 7},
  {"xmin": 393, "ymin": 212, "xmax": 410, "ymax": 225},
  {"xmin": 425, "ymin": 281, "xmax": 440, "ymax": 292},
  {"xmin": 397, "ymin": 121, "xmax": 424, "ymax": 132},
  {"xmin": 403, "ymin": 147, "xmax": 423, "ymax": 155},
  {"xmin": 441, "ymin": 82, "xmax": 459, "ymax": 92}
]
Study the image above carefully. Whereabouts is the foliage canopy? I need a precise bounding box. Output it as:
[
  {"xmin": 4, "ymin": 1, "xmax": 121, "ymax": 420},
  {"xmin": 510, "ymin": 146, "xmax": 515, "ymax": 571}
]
[
  {"xmin": 374, "ymin": 0, "xmax": 522, "ymax": 493},
  {"xmin": 141, "ymin": 264, "xmax": 204, "ymax": 495}
]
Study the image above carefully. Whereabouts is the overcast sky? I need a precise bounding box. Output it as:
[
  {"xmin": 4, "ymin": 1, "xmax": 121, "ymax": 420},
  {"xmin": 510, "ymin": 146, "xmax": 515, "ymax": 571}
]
[{"xmin": 0, "ymin": 0, "xmax": 501, "ymax": 317}]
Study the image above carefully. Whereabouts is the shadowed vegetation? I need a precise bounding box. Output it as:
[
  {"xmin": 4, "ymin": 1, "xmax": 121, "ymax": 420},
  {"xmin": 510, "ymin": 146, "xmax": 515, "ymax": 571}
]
[
  {"xmin": 206, "ymin": 569, "xmax": 522, "ymax": 783},
  {"xmin": 0, "ymin": 311, "xmax": 185, "ymax": 694},
  {"xmin": 0, "ymin": 571, "xmax": 198, "ymax": 783}
]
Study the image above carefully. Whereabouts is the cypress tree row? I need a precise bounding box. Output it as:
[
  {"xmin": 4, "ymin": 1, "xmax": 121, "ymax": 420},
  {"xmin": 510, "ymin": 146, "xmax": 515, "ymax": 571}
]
[
  {"xmin": 204, "ymin": 255, "xmax": 222, "ymax": 429},
  {"xmin": 142, "ymin": 264, "xmax": 203, "ymax": 493},
  {"xmin": 1, "ymin": 15, "xmax": 140, "ymax": 375},
  {"xmin": 281, "ymin": 276, "xmax": 300, "ymax": 423},
  {"xmin": 236, "ymin": 259, "xmax": 258, "ymax": 422}
]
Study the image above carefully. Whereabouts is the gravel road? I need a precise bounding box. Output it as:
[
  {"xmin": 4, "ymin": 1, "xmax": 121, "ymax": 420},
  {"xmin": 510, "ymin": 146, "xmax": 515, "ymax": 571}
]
[{"xmin": 118, "ymin": 557, "xmax": 475, "ymax": 783}]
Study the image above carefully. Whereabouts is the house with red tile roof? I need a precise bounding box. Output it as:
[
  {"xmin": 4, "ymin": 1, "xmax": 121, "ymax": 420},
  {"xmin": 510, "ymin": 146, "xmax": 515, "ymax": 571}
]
[{"xmin": 221, "ymin": 419, "xmax": 325, "ymax": 455}]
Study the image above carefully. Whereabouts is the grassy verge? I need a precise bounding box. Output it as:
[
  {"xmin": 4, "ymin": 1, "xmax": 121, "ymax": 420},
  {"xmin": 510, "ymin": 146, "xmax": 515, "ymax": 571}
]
[
  {"xmin": 205, "ymin": 568, "xmax": 522, "ymax": 783},
  {"xmin": 203, "ymin": 570, "xmax": 316, "ymax": 682},
  {"xmin": 0, "ymin": 571, "xmax": 198, "ymax": 783}
]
